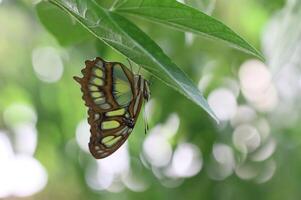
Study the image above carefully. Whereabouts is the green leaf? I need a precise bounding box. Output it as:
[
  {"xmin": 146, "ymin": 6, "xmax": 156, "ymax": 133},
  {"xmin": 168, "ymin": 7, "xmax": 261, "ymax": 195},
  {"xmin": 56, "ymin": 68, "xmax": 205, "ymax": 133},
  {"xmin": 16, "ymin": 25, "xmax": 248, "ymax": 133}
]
[
  {"xmin": 36, "ymin": 1, "xmax": 91, "ymax": 46},
  {"xmin": 113, "ymin": 0, "xmax": 264, "ymax": 60},
  {"xmin": 47, "ymin": 0, "xmax": 219, "ymax": 122}
]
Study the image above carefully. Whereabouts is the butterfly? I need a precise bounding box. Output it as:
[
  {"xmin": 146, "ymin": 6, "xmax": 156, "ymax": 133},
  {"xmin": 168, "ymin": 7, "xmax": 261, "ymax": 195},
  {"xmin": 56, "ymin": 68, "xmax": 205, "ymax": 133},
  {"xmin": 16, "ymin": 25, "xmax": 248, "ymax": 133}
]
[{"xmin": 74, "ymin": 57, "xmax": 150, "ymax": 159}]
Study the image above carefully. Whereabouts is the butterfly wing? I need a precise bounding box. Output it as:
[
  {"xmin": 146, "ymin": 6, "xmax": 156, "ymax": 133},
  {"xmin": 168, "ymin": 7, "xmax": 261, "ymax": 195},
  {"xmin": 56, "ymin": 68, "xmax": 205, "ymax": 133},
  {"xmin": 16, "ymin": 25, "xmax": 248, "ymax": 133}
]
[
  {"xmin": 74, "ymin": 57, "xmax": 136, "ymax": 113},
  {"xmin": 75, "ymin": 57, "xmax": 148, "ymax": 159}
]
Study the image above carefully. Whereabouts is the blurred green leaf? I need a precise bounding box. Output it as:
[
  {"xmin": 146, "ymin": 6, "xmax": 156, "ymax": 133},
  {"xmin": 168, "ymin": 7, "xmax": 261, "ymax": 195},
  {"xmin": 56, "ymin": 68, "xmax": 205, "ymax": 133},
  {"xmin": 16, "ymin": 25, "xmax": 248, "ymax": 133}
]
[
  {"xmin": 36, "ymin": 2, "xmax": 91, "ymax": 46},
  {"xmin": 113, "ymin": 0, "xmax": 264, "ymax": 60},
  {"xmin": 47, "ymin": 0, "xmax": 218, "ymax": 122}
]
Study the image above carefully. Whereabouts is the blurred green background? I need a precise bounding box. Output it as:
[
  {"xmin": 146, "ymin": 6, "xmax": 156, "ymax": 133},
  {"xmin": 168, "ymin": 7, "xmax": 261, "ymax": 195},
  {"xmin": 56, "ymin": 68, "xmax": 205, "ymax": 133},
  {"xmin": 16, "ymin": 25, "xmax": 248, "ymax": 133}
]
[{"xmin": 1, "ymin": 0, "xmax": 301, "ymax": 199}]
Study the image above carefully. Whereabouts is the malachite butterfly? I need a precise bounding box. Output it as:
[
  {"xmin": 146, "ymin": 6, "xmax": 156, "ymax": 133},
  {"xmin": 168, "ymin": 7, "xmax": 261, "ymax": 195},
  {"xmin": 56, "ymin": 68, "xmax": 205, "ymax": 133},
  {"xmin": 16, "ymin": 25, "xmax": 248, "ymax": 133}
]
[{"xmin": 74, "ymin": 57, "xmax": 150, "ymax": 159}]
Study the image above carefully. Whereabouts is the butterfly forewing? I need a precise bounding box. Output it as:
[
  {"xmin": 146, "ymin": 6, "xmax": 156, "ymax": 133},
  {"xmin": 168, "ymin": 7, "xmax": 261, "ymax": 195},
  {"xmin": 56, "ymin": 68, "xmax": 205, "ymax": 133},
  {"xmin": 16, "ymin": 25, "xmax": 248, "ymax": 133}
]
[
  {"xmin": 74, "ymin": 57, "xmax": 135, "ymax": 113},
  {"xmin": 74, "ymin": 57, "xmax": 149, "ymax": 159}
]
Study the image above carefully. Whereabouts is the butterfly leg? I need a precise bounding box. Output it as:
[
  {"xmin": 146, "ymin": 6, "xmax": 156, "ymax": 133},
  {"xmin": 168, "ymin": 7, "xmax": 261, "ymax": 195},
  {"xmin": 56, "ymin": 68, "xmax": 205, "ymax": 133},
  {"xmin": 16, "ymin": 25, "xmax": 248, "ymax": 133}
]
[{"xmin": 143, "ymin": 100, "xmax": 149, "ymax": 135}]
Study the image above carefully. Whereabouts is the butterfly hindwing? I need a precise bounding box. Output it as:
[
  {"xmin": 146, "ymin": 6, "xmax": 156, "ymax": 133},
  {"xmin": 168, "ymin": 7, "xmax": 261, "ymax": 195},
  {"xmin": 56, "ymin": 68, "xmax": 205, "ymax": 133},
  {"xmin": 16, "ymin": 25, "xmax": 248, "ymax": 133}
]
[{"xmin": 87, "ymin": 108, "xmax": 135, "ymax": 158}]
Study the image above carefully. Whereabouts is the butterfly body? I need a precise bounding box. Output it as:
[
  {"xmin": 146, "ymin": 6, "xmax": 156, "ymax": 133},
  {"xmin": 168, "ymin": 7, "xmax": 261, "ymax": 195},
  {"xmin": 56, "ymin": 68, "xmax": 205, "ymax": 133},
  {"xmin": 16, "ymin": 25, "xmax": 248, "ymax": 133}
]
[{"xmin": 74, "ymin": 57, "xmax": 150, "ymax": 159}]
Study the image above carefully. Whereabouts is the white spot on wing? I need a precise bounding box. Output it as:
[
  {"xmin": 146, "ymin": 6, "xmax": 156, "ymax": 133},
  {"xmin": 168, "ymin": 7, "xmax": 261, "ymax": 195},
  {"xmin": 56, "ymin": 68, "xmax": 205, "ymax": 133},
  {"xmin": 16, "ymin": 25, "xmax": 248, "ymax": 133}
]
[
  {"xmin": 95, "ymin": 60, "xmax": 104, "ymax": 68},
  {"xmin": 100, "ymin": 103, "xmax": 111, "ymax": 109},
  {"xmin": 94, "ymin": 98, "xmax": 105, "ymax": 105}
]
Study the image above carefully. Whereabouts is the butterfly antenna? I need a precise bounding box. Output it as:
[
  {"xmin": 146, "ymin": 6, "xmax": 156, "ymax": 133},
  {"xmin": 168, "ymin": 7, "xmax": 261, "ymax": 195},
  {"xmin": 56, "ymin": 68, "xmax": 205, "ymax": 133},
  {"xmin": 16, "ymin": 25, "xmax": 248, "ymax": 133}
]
[
  {"xmin": 127, "ymin": 58, "xmax": 133, "ymax": 72},
  {"xmin": 143, "ymin": 103, "xmax": 149, "ymax": 135}
]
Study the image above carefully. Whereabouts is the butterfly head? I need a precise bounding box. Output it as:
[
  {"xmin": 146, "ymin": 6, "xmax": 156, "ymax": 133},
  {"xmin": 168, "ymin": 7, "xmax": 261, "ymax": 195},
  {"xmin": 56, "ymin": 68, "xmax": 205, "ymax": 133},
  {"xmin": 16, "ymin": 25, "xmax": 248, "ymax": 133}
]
[{"xmin": 123, "ymin": 117, "xmax": 135, "ymax": 128}]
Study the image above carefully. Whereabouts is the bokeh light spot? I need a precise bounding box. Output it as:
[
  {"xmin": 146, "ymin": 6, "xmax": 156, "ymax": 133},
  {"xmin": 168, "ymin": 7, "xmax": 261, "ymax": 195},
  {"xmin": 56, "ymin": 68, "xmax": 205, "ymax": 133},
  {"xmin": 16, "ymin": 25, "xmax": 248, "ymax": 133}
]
[
  {"xmin": 3, "ymin": 103, "xmax": 37, "ymax": 127},
  {"xmin": 10, "ymin": 155, "xmax": 48, "ymax": 197},
  {"xmin": 143, "ymin": 126, "xmax": 172, "ymax": 167},
  {"xmin": 208, "ymin": 143, "xmax": 235, "ymax": 180},
  {"xmin": 235, "ymin": 163, "xmax": 258, "ymax": 180},
  {"xmin": 0, "ymin": 154, "xmax": 48, "ymax": 198},
  {"xmin": 32, "ymin": 47, "xmax": 64, "ymax": 83},
  {"xmin": 233, "ymin": 124, "xmax": 261, "ymax": 153},
  {"xmin": 162, "ymin": 113, "xmax": 180, "ymax": 139},
  {"xmin": 75, "ymin": 119, "xmax": 90, "ymax": 153},
  {"xmin": 145, "ymin": 99, "xmax": 156, "ymax": 121},
  {"xmin": 169, "ymin": 143, "xmax": 203, "ymax": 178},
  {"xmin": 86, "ymin": 144, "xmax": 130, "ymax": 191},
  {"xmin": 208, "ymin": 88, "xmax": 237, "ymax": 121},
  {"xmin": 122, "ymin": 170, "xmax": 148, "ymax": 192},
  {"xmin": 198, "ymin": 74, "xmax": 213, "ymax": 92},
  {"xmin": 231, "ymin": 105, "xmax": 257, "ymax": 126},
  {"xmin": 0, "ymin": 131, "xmax": 14, "ymax": 160},
  {"xmin": 13, "ymin": 123, "xmax": 38, "ymax": 156},
  {"xmin": 251, "ymin": 139, "xmax": 276, "ymax": 162},
  {"xmin": 255, "ymin": 160, "xmax": 276, "ymax": 183},
  {"xmin": 239, "ymin": 59, "xmax": 271, "ymax": 96}
]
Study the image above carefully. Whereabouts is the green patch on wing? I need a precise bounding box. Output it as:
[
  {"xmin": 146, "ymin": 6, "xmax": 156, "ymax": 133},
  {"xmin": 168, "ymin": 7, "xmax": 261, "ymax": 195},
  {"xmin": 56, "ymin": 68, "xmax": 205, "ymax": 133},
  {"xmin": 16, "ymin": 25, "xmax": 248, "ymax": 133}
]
[
  {"xmin": 102, "ymin": 136, "xmax": 122, "ymax": 147},
  {"xmin": 106, "ymin": 108, "xmax": 126, "ymax": 116},
  {"xmin": 112, "ymin": 64, "xmax": 133, "ymax": 106},
  {"xmin": 102, "ymin": 120, "xmax": 120, "ymax": 129},
  {"xmin": 91, "ymin": 91, "xmax": 103, "ymax": 98}
]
